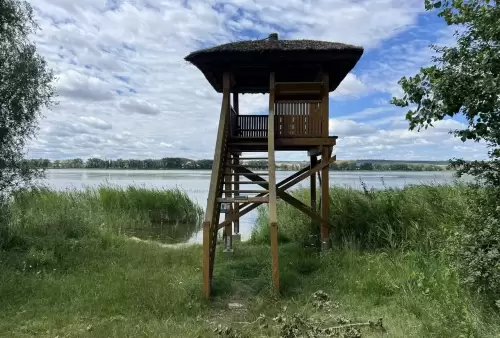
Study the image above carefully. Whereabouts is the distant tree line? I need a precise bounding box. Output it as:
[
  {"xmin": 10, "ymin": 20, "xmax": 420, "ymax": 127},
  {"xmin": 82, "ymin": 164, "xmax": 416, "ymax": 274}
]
[{"xmin": 24, "ymin": 158, "xmax": 447, "ymax": 171}]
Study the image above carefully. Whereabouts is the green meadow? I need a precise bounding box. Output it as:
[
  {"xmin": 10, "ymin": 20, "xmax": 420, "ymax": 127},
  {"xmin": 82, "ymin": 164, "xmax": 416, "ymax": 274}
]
[{"xmin": 0, "ymin": 184, "xmax": 499, "ymax": 337}]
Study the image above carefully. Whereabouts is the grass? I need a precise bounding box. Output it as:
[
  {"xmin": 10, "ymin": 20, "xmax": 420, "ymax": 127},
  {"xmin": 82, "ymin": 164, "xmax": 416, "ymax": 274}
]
[
  {"xmin": 1, "ymin": 184, "xmax": 499, "ymax": 337},
  {"xmin": 252, "ymin": 183, "xmax": 473, "ymax": 250},
  {"xmin": 3, "ymin": 185, "xmax": 203, "ymax": 248}
]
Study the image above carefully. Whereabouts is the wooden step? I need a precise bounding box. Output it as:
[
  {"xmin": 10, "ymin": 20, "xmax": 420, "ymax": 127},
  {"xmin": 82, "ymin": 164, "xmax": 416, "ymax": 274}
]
[
  {"xmin": 228, "ymin": 142, "xmax": 268, "ymax": 146},
  {"xmin": 222, "ymin": 190, "xmax": 269, "ymax": 193},
  {"xmin": 217, "ymin": 196, "xmax": 269, "ymax": 203},
  {"xmin": 225, "ymin": 172, "xmax": 269, "ymax": 176},
  {"xmin": 238, "ymin": 157, "xmax": 269, "ymax": 160},
  {"xmin": 224, "ymin": 181, "xmax": 269, "ymax": 185},
  {"xmin": 227, "ymin": 164, "xmax": 268, "ymax": 168}
]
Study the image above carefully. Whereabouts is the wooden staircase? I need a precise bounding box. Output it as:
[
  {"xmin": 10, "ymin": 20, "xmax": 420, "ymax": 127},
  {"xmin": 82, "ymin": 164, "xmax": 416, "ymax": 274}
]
[
  {"xmin": 218, "ymin": 158, "xmax": 271, "ymax": 204},
  {"xmin": 202, "ymin": 72, "xmax": 279, "ymax": 298}
]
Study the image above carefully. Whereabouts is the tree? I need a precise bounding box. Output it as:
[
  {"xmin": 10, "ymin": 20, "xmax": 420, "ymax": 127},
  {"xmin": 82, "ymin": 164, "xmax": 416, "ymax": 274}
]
[
  {"xmin": 392, "ymin": 0, "xmax": 500, "ymax": 306},
  {"xmin": 0, "ymin": 0, "xmax": 56, "ymax": 192},
  {"xmin": 391, "ymin": 0, "xmax": 500, "ymax": 186},
  {"xmin": 358, "ymin": 162, "xmax": 374, "ymax": 171}
]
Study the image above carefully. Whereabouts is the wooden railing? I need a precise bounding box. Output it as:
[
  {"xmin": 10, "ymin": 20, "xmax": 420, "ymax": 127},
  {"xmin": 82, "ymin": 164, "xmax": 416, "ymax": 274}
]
[
  {"xmin": 235, "ymin": 114, "xmax": 268, "ymax": 138},
  {"xmin": 275, "ymin": 102, "xmax": 323, "ymax": 137},
  {"xmin": 229, "ymin": 101, "xmax": 324, "ymax": 138}
]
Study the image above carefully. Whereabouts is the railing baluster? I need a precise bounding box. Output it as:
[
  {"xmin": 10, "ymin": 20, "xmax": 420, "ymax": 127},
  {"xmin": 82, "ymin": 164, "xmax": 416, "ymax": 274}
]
[{"xmin": 232, "ymin": 101, "xmax": 323, "ymax": 139}]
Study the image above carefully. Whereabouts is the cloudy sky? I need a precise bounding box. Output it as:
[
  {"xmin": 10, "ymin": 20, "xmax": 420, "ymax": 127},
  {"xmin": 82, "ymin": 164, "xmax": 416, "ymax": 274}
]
[{"xmin": 26, "ymin": 0, "xmax": 486, "ymax": 162}]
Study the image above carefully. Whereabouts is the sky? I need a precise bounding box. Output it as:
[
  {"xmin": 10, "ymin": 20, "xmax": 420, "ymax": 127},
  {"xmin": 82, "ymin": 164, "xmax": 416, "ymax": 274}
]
[{"xmin": 25, "ymin": 0, "xmax": 487, "ymax": 162}]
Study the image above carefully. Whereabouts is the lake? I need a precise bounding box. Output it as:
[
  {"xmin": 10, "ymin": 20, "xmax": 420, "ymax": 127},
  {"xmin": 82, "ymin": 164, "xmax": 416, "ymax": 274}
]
[{"xmin": 40, "ymin": 169, "xmax": 460, "ymax": 244}]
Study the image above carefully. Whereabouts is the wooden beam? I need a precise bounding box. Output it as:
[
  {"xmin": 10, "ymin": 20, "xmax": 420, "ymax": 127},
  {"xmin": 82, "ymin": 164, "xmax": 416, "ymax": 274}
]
[
  {"xmin": 233, "ymin": 92, "xmax": 239, "ymax": 114},
  {"xmin": 232, "ymin": 166, "xmax": 309, "ymax": 210},
  {"xmin": 279, "ymin": 156, "xmax": 336, "ymax": 192},
  {"xmin": 202, "ymin": 71, "xmax": 231, "ymax": 299},
  {"xmin": 275, "ymin": 82, "xmax": 323, "ymax": 96},
  {"xmin": 268, "ymin": 72, "xmax": 279, "ymax": 295},
  {"xmin": 229, "ymin": 166, "xmax": 329, "ymax": 226},
  {"xmin": 322, "ymin": 73, "xmax": 329, "ymax": 137},
  {"xmin": 202, "ymin": 221, "xmax": 210, "ymax": 298},
  {"xmin": 321, "ymin": 146, "xmax": 331, "ymax": 250},
  {"xmin": 310, "ymin": 155, "xmax": 317, "ymax": 231},
  {"xmin": 229, "ymin": 166, "xmax": 333, "ymax": 228},
  {"xmin": 279, "ymin": 191, "xmax": 327, "ymax": 226},
  {"xmin": 217, "ymin": 201, "xmax": 266, "ymax": 230},
  {"xmin": 217, "ymin": 196, "xmax": 269, "ymax": 203},
  {"xmin": 223, "ymin": 157, "xmax": 232, "ymax": 251},
  {"xmin": 215, "ymin": 160, "xmax": 338, "ymax": 231},
  {"xmin": 233, "ymin": 152, "xmax": 240, "ymax": 236},
  {"xmin": 308, "ymin": 147, "xmax": 322, "ymax": 157}
]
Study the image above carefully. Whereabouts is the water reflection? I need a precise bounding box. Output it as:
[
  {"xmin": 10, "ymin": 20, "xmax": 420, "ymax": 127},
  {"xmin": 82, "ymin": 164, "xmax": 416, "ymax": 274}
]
[{"xmin": 124, "ymin": 222, "xmax": 202, "ymax": 244}]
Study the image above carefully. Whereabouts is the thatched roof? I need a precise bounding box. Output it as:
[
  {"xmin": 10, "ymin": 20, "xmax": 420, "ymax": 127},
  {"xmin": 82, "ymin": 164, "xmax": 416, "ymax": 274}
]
[{"xmin": 185, "ymin": 34, "xmax": 364, "ymax": 94}]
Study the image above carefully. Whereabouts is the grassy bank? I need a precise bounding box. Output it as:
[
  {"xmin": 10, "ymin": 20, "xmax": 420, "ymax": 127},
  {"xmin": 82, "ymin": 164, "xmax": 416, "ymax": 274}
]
[
  {"xmin": 1, "ymin": 184, "xmax": 499, "ymax": 337},
  {"xmin": 252, "ymin": 183, "xmax": 470, "ymax": 249},
  {"xmin": 2, "ymin": 186, "xmax": 203, "ymax": 248}
]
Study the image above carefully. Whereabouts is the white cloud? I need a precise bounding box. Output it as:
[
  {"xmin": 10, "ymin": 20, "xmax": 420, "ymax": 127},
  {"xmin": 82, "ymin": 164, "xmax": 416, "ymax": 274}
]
[
  {"xmin": 329, "ymin": 119, "xmax": 377, "ymax": 137},
  {"xmin": 57, "ymin": 69, "xmax": 113, "ymax": 101},
  {"xmin": 119, "ymin": 98, "xmax": 161, "ymax": 116},
  {"xmin": 79, "ymin": 116, "xmax": 112, "ymax": 130},
  {"xmin": 22, "ymin": 0, "xmax": 487, "ymax": 162},
  {"xmin": 332, "ymin": 74, "xmax": 368, "ymax": 98},
  {"xmin": 330, "ymin": 118, "xmax": 488, "ymax": 161}
]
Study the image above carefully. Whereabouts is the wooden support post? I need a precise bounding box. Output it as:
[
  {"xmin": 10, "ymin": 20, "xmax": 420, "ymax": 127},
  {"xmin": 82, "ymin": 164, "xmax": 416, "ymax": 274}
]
[
  {"xmin": 322, "ymin": 73, "xmax": 329, "ymax": 137},
  {"xmin": 321, "ymin": 147, "xmax": 331, "ymax": 250},
  {"xmin": 223, "ymin": 156, "xmax": 233, "ymax": 253},
  {"xmin": 202, "ymin": 72, "xmax": 231, "ymax": 299},
  {"xmin": 268, "ymin": 72, "xmax": 279, "ymax": 294},
  {"xmin": 321, "ymin": 72, "xmax": 331, "ymax": 250},
  {"xmin": 233, "ymin": 154, "xmax": 240, "ymax": 240},
  {"xmin": 233, "ymin": 93, "xmax": 241, "ymax": 241},
  {"xmin": 310, "ymin": 155, "xmax": 318, "ymax": 246},
  {"xmin": 202, "ymin": 220, "xmax": 211, "ymax": 298}
]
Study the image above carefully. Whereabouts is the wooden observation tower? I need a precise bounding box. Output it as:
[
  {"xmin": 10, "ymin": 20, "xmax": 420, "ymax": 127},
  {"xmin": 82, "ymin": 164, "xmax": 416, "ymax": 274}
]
[{"xmin": 185, "ymin": 33, "xmax": 364, "ymax": 299}]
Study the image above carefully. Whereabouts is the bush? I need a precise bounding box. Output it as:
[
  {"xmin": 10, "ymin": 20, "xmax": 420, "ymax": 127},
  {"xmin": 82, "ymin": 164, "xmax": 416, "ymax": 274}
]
[
  {"xmin": 0, "ymin": 195, "xmax": 10, "ymax": 249},
  {"xmin": 451, "ymin": 189, "xmax": 500, "ymax": 308}
]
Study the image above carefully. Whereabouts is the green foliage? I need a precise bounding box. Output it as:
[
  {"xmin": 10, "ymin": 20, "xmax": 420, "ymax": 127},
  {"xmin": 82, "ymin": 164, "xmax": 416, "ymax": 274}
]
[
  {"xmin": 252, "ymin": 184, "xmax": 471, "ymax": 250},
  {"xmin": 98, "ymin": 185, "xmax": 203, "ymax": 224},
  {"xmin": 2, "ymin": 186, "xmax": 203, "ymax": 251},
  {"xmin": 1, "ymin": 186, "xmax": 499, "ymax": 337},
  {"xmin": 0, "ymin": 0, "xmax": 56, "ymax": 192},
  {"xmin": 449, "ymin": 189, "xmax": 500, "ymax": 307},
  {"xmin": 391, "ymin": 0, "xmax": 500, "ymax": 185},
  {"xmin": 390, "ymin": 0, "xmax": 500, "ymax": 309},
  {"xmin": 210, "ymin": 245, "xmax": 498, "ymax": 337},
  {"xmin": 25, "ymin": 157, "xmax": 449, "ymax": 171}
]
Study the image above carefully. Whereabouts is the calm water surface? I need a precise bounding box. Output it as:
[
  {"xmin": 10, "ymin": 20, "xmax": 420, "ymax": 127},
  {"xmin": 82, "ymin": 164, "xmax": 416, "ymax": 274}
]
[{"xmin": 41, "ymin": 169, "xmax": 460, "ymax": 244}]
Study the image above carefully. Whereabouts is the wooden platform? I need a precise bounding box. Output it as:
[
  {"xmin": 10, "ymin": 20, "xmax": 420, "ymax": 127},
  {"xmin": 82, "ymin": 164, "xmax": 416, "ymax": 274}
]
[{"xmin": 228, "ymin": 136, "xmax": 337, "ymax": 152}]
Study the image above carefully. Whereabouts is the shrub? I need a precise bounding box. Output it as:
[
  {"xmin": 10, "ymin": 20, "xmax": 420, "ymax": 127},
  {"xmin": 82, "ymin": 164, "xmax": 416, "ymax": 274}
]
[
  {"xmin": 0, "ymin": 195, "xmax": 10, "ymax": 249},
  {"xmin": 451, "ymin": 189, "xmax": 500, "ymax": 308}
]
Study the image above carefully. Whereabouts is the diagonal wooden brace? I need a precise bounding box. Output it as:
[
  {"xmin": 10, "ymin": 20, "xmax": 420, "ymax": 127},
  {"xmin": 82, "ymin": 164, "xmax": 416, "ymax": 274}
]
[
  {"xmin": 278, "ymin": 192, "xmax": 332, "ymax": 228},
  {"xmin": 278, "ymin": 154, "xmax": 336, "ymax": 191},
  {"xmin": 224, "ymin": 159, "xmax": 336, "ymax": 228},
  {"xmin": 218, "ymin": 201, "xmax": 264, "ymax": 230},
  {"xmin": 217, "ymin": 166, "xmax": 312, "ymax": 230}
]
